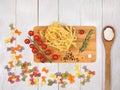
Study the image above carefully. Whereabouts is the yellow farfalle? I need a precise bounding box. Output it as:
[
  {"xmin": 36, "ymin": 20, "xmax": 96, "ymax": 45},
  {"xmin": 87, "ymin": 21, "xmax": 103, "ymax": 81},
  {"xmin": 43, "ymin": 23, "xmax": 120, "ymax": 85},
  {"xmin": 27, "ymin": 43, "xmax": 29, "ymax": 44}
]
[
  {"xmin": 5, "ymin": 38, "xmax": 10, "ymax": 43},
  {"xmin": 34, "ymin": 78, "xmax": 39, "ymax": 84},
  {"xmin": 74, "ymin": 64, "xmax": 79, "ymax": 71},
  {"xmin": 75, "ymin": 71, "xmax": 82, "ymax": 77},
  {"xmin": 50, "ymin": 73, "xmax": 56, "ymax": 79}
]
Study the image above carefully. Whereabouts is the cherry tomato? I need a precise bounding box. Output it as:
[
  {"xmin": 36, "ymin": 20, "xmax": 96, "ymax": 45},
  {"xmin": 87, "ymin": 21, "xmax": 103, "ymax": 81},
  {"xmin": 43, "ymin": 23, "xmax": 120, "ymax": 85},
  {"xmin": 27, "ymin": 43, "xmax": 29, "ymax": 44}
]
[
  {"xmin": 52, "ymin": 54, "xmax": 59, "ymax": 60},
  {"xmin": 32, "ymin": 48, "xmax": 38, "ymax": 53},
  {"xmin": 28, "ymin": 30, "xmax": 34, "ymax": 36},
  {"xmin": 45, "ymin": 49, "xmax": 51, "ymax": 55},
  {"xmin": 24, "ymin": 39, "xmax": 30, "ymax": 44},
  {"xmin": 41, "ymin": 44, "xmax": 47, "ymax": 49},
  {"xmin": 36, "ymin": 53, "xmax": 42, "ymax": 59},
  {"xmin": 37, "ymin": 40, "xmax": 43, "ymax": 45},
  {"xmin": 34, "ymin": 35, "xmax": 40, "ymax": 41},
  {"xmin": 29, "ymin": 44, "xmax": 35, "ymax": 48},
  {"xmin": 39, "ymin": 56, "xmax": 47, "ymax": 63},
  {"xmin": 79, "ymin": 30, "xmax": 84, "ymax": 34}
]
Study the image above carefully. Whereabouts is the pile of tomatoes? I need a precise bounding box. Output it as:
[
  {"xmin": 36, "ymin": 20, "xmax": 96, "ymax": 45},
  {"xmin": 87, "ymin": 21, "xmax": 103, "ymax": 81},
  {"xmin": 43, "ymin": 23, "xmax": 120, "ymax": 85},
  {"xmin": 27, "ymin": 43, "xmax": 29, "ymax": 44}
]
[{"xmin": 24, "ymin": 30, "xmax": 59, "ymax": 63}]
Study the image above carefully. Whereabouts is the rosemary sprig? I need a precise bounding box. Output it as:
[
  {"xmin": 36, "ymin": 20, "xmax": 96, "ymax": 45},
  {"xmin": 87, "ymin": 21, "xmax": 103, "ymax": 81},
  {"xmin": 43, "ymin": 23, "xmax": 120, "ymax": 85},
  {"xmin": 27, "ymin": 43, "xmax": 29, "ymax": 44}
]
[{"xmin": 79, "ymin": 29, "xmax": 93, "ymax": 52}]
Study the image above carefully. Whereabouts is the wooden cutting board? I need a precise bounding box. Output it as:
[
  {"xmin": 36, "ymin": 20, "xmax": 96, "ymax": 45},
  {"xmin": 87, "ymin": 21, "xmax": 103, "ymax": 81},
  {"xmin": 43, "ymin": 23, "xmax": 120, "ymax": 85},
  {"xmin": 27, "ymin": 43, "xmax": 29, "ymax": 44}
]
[{"xmin": 34, "ymin": 26, "xmax": 96, "ymax": 63}]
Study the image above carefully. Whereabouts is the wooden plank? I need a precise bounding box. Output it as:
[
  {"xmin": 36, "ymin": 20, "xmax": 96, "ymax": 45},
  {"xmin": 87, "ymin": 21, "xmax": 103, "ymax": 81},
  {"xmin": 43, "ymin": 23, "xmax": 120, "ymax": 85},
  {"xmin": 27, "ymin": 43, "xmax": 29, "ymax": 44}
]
[
  {"xmin": 39, "ymin": 0, "xmax": 59, "ymax": 90},
  {"xmin": 58, "ymin": 0, "xmax": 81, "ymax": 90},
  {"xmin": 103, "ymin": 0, "xmax": 120, "ymax": 90},
  {"xmin": 15, "ymin": 0, "xmax": 38, "ymax": 90},
  {"xmin": 79, "ymin": 0, "xmax": 103, "ymax": 90},
  {"xmin": 34, "ymin": 26, "xmax": 96, "ymax": 63},
  {"xmin": 39, "ymin": 0, "xmax": 59, "ymax": 25},
  {"xmin": 0, "ymin": 0, "xmax": 16, "ymax": 90}
]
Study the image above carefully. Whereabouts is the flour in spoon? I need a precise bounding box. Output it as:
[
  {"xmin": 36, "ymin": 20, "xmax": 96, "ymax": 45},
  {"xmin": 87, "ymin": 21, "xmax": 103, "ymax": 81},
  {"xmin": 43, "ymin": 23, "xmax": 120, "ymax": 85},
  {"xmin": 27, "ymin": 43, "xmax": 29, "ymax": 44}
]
[{"xmin": 104, "ymin": 28, "xmax": 114, "ymax": 41}]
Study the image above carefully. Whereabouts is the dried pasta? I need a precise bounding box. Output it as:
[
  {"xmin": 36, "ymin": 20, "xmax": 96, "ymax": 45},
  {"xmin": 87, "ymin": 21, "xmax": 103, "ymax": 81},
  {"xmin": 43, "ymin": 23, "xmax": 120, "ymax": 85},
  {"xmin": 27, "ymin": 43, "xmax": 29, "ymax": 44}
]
[{"xmin": 40, "ymin": 22, "xmax": 77, "ymax": 51}]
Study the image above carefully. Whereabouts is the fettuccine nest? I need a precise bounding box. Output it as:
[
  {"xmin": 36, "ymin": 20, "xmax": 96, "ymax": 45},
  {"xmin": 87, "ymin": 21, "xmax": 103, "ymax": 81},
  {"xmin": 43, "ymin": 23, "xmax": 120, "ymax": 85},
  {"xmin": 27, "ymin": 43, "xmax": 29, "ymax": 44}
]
[{"xmin": 40, "ymin": 22, "xmax": 77, "ymax": 51}]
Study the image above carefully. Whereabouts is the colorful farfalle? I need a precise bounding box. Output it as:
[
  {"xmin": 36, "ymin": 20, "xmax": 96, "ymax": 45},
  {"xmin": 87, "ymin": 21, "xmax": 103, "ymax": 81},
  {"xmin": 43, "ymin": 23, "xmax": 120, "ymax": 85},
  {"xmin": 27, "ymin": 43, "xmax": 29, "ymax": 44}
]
[
  {"xmin": 74, "ymin": 64, "xmax": 80, "ymax": 71},
  {"xmin": 75, "ymin": 71, "xmax": 82, "ymax": 77},
  {"xmin": 62, "ymin": 71, "xmax": 69, "ymax": 79},
  {"xmin": 14, "ymin": 44, "xmax": 21, "ymax": 51},
  {"xmin": 16, "ymin": 75, "xmax": 20, "ymax": 82},
  {"xmin": 10, "ymin": 30, "xmax": 15, "ymax": 36},
  {"xmin": 34, "ymin": 78, "xmax": 39, "ymax": 85},
  {"xmin": 15, "ymin": 54, "xmax": 23, "ymax": 60},
  {"xmin": 18, "ymin": 46, "xmax": 25, "ymax": 52},
  {"xmin": 5, "ymin": 38, "xmax": 11, "ymax": 43},
  {"xmin": 50, "ymin": 74, "xmax": 56, "ymax": 79},
  {"xmin": 7, "ymin": 47, "xmax": 13, "ymax": 51},
  {"xmin": 41, "ymin": 76, "xmax": 46, "ymax": 83},
  {"xmin": 68, "ymin": 74, "xmax": 75, "ymax": 84},
  {"xmin": 82, "ymin": 66, "xmax": 89, "ymax": 72},
  {"xmin": 47, "ymin": 79, "xmax": 53, "ymax": 86},
  {"xmin": 61, "ymin": 81, "xmax": 67, "ymax": 88},
  {"xmin": 40, "ymin": 81, "xmax": 46, "ymax": 86},
  {"xmin": 8, "ymin": 72, "xmax": 15, "ymax": 76},
  {"xmin": 4, "ymin": 65, "xmax": 11, "ymax": 72},
  {"xmin": 10, "ymin": 37, "xmax": 16, "ymax": 43},
  {"xmin": 55, "ymin": 72, "xmax": 62, "ymax": 77},
  {"xmin": 21, "ymin": 75, "xmax": 27, "ymax": 81},
  {"xmin": 9, "ymin": 24, "xmax": 15, "ymax": 30},
  {"xmin": 57, "ymin": 76, "xmax": 63, "ymax": 84},
  {"xmin": 15, "ymin": 29, "xmax": 21, "ymax": 35},
  {"xmin": 8, "ymin": 61, "xmax": 14, "ymax": 68},
  {"xmin": 42, "ymin": 67, "xmax": 49, "ymax": 74}
]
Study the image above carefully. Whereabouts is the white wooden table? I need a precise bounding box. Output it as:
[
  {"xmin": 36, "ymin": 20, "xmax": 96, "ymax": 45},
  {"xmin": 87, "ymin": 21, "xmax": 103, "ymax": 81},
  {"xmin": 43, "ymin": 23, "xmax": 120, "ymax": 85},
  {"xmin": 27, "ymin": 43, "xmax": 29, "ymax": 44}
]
[{"xmin": 0, "ymin": 0, "xmax": 120, "ymax": 90}]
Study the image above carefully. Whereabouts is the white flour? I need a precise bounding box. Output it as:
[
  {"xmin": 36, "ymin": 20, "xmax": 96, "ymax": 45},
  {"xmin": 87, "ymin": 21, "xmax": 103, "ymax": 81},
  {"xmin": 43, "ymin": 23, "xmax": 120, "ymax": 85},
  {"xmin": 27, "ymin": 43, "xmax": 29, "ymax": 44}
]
[{"xmin": 104, "ymin": 28, "xmax": 114, "ymax": 41}]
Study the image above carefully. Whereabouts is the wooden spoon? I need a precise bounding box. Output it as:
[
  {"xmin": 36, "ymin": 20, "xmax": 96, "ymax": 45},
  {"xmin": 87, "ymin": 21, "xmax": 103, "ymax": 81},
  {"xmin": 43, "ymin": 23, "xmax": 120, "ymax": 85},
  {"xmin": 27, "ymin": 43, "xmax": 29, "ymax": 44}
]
[{"xmin": 102, "ymin": 26, "xmax": 115, "ymax": 90}]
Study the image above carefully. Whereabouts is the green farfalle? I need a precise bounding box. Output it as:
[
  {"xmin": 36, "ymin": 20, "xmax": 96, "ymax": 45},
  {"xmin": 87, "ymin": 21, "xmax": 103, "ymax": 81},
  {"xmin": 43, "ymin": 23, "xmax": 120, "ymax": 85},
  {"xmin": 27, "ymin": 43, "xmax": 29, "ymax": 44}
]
[
  {"xmin": 62, "ymin": 71, "xmax": 69, "ymax": 79},
  {"xmin": 28, "ymin": 69, "xmax": 34, "ymax": 73},
  {"xmin": 9, "ymin": 24, "xmax": 15, "ymax": 30},
  {"xmin": 16, "ymin": 60, "xmax": 22, "ymax": 66},
  {"xmin": 21, "ymin": 75, "xmax": 27, "ymax": 81},
  {"xmin": 80, "ymin": 78, "xmax": 86, "ymax": 85},
  {"xmin": 61, "ymin": 81, "xmax": 67, "ymax": 88},
  {"xmin": 47, "ymin": 79, "xmax": 53, "ymax": 86}
]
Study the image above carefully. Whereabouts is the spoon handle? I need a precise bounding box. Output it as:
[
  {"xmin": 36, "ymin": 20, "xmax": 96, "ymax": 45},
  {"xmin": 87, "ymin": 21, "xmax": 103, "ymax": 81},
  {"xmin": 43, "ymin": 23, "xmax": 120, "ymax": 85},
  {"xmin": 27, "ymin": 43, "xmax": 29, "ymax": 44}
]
[{"xmin": 105, "ymin": 47, "xmax": 111, "ymax": 90}]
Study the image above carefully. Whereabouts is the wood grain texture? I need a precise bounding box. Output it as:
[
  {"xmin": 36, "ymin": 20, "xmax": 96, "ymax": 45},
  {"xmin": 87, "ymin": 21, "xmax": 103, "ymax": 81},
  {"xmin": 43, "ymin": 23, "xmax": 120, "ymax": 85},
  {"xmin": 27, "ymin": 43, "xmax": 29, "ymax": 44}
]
[
  {"xmin": 0, "ymin": 0, "xmax": 120, "ymax": 90},
  {"xmin": 0, "ymin": 0, "xmax": 16, "ymax": 90},
  {"xmin": 79, "ymin": 0, "xmax": 103, "ymax": 90},
  {"xmin": 39, "ymin": 0, "xmax": 59, "ymax": 90},
  {"xmin": 58, "ymin": 0, "xmax": 81, "ymax": 90},
  {"xmin": 103, "ymin": 0, "xmax": 120, "ymax": 90},
  {"xmin": 15, "ymin": 0, "xmax": 38, "ymax": 90}
]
